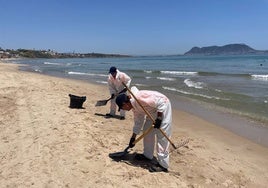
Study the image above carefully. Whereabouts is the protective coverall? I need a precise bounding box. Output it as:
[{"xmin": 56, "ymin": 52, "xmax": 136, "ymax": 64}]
[
  {"xmin": 130, "ymin": 88, "xmax": 172, "ymax": 169},
  {"xmin": 107, "ymin": 70, "xmax": 131, "ymax": 116}
]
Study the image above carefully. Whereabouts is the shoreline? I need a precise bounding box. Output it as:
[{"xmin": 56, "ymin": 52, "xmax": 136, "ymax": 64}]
[
  {"xmin": 168, "ymin": 94, "xmax": 268, "ymax": 148},
  {"xmin": 4, "ymin": 57, "xmax": 268, "ymax": 128},
  {"xmin": 1, "ymin": 61, "xmax": 268, "ymax": 187},
  {"xmin": 9, "ymin": 58, "xmax": 268, "ymax": 148}
]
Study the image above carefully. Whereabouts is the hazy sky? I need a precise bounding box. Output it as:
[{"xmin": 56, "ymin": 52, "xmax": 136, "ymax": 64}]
[{"xmin": 1, "ymin": 0, "xmax": 268, "ymax": 55}]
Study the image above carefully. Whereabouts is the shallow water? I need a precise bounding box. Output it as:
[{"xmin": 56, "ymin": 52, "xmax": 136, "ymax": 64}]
[{"xmin": 13, "ymin": 55, "xmax": 268, "ymax": 126}]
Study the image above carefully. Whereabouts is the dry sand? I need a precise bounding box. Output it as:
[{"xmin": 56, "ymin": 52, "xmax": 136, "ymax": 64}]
[{"xmin": 1, "ymin": 61, "xmax": 268, "ymax": 187}]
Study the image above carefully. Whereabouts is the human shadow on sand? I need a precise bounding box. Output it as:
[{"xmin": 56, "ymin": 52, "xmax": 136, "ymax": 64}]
[
  {"xmin": 94, "ymin": 113, "xmax": 124, "ymax": 120},
  {"xmin": 108, "ymin": 151, "xmax": 158, "ymax": 171}
]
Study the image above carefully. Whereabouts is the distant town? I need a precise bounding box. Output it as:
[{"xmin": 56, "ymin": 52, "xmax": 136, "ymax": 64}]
[{"xmin": 0, "ymin": 47, "xmax": 131, "ymax": 59}]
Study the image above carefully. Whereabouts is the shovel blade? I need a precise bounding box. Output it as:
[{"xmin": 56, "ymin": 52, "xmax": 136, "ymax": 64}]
[
  {"xmin": 109, "ymin": 147, "xmax": 129, "ymax": 160},
  {"xmin": 109, "ymin": 151, "xmax": 127, "ymax": 158},
  {"xmin": 95, "ymin": 100, "xmax": 108, "ymax": 106}
]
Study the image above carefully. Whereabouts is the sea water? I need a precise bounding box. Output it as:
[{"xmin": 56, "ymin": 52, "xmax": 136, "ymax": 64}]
[{"xmin": 14, "ymin": 55, "xmax": 268, "ymax": 126}]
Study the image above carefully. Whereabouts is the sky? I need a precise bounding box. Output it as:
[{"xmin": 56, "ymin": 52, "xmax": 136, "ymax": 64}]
[{"xmin": 1, "ymin": 0, "xmax": 268, "ymax": 55}]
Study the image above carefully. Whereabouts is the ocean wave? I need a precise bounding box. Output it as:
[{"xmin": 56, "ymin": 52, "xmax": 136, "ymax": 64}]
[
  {"xmin": 215, "ymin": 89, "xmax": 222, "ymax": 92},
  {"xmin": 68, "ymin": 71, "xmax": 107, "ymax": 77},
  {"xmin": 161, "ymin": 71, "xmax": 198, "ymax": 75},
  {"xmin": 198, "ymin": 72, "xmax": 218, "ymax": 76},
  {"xmin": 68, "ymin": 71, "xmax": 92, "ymax": 76},
  {"xmin": 44, "ymin": 61, "xmax": 73, "ymax": 66},
  {"xmin": 34, "ymin": 68, "xmax": 42, "ymax": 73},
  {"xmin": 140, "ymin": 70, "xmax": 253, "ymax": 79},
  {"xmin": 96, "ymin": 80, "xmax": 107, "ymax": 84},
  {"xmin": 157, "ymin": 77, "xmax": 176, "ymax": 81},
  {"xmin": 163, "ymin": 86, "xmax": 229, "ymax": 100},
  {"xmin": 184, "ymin": 79, "xmax": 204, "ymax": 89},
  {"xmin": 144, "ymin": 70, "xmax": 152, "ymax": 73},
  {"xmin": 134, "ymin": 83, "xmax": 147, "ymax": 87},
  {"xmin": 198, "ymin": 71, "xmax": 252, "ymax": 78},
  {"xmin": 32, "ymin": 66, "xmax": 42, "ymax": 73},
  {"xmin": 44, "ymin": 62, "xmax": 61, "ymax": 65},
  {"xmin": 251, "ymin": 74, "xmax": 268, "ymax": 81}
]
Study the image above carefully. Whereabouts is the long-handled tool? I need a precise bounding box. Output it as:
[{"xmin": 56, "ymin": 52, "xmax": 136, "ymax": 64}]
[
  {"xmin": 109, "ymin": 83, "xmax": 188, "ymax": 159},
  {"xmin": 109, "ymin": 126, "xmax": 154, "ymax": 158},
  {"xmin": 95, "ymin": 88, "xmax": 127, "ymax": 107},
  {"xmin": 95, "ymin": 96, "xmax": 113, "ymax": 106},
  {"xmin": 122, "ymin": 82, "xmax": 178, "ymax": 150}
]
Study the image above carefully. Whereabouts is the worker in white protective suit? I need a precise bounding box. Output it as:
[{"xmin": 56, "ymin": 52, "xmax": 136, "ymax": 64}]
[
  {"xmin": 106, "ymin": 66, "xmax": 131, "ymax": 120},
  {"xmin": 115, "ymin": 87, "xmax": 172, "ymax": 172}
]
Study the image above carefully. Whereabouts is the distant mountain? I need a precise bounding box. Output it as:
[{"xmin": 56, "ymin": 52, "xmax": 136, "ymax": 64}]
[{"xmin": 184, "ymin": 44, "xmax": 268, "ymax": 55}]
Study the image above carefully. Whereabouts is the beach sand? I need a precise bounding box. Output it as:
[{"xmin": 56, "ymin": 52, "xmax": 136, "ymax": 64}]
[{"xmin": 1, "ymin": 61, "xmax": 268, "ymax": 187}]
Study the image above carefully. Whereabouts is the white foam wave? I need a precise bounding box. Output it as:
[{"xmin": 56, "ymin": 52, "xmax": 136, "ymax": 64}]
[
  {"xmin": 184, "ymin": 79, "xmax": 204, "ymax": 89},
  {"xmin": 145, "ymin": 77, "xmax": 151, "ymax": 79},
  {"xmin": 68, "ymin": 71, "xmax": 107, "ymax": 77},
  {"xmin": 163, "ymin": 86, "xmax": 229, "ymax": 100},
  {"xmin": 251, "ymin": 74, "xmax": 268, "ymax": 81},
  {"xmin": 44, "ymin": 62, "xmax": 61, "ymax": 65},
  {"xmin": 157, "ymin": 77, "xmax": 176, "ymax": 81},
  {"xmin": 135, "ymin": 83, "xmax": 147, "ymax": 87},
  {"xmin": 215, "ymin": 89, "xmax": 222, "ymax": 92},
  {"xmin": 68, "ymin": 71, "xmax": 91, "ymax": 76},
  {"xmin": 161, "ymin": 71, "xmax": 198, "ymax": 75},
  {"xmin": 32, "ymin": 66, "xmax": 42, "ymax": 73},
  {"xmin": 144, "ymin": 70, "xmax": 152, "ymax": 73},
  {"xmin": 96, "ymin": 81, "xmax": 107, "ymax": 84},
  {"xmin": 34, "ymin": 69, "xmax": 42, "ymax": 73},
  {"xmin": 44, "ymin": 61, "xmax": 72, "ymax": 66}
]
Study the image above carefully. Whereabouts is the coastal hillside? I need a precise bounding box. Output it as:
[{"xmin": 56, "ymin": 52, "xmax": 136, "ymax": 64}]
[
  {"xmin": 184, "ymin": 44, "xmax": 268, "ymax": 55},
  {"xmin": 0, "ymin": 48, "xmax": 131, "ymax": 59}
]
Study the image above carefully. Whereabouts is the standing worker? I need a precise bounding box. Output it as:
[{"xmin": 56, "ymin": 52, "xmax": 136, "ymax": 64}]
[
  {"xmin": 115, "ymin": 88, "xmax": 172, "ymax": 172},
  {"xmin": 106, "ymin": 66, "xmax": 131, "ymax": 120}
]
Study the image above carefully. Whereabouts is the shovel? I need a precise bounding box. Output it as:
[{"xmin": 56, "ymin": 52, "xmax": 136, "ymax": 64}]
[
  {"xmin": 109, "ymin": 126, "xmax": 154, "ymax": 158},
  {"xmin": 109, "ymin": 126, "xmax": 189, "ymax": 159},
  {"xmin": 95, "ymin": 88, "xmax": 127, "ymax": 107},
  {"xmin": 110, "ymin": 83, "xmax": 181, "ymax": 159},
  {"xmin": 95, "ymin": 96, "xmax": 113, "ymax": 106},
  {"xmin": 122, "ymin": 82, "xmax": 178, "ymax": 150}
]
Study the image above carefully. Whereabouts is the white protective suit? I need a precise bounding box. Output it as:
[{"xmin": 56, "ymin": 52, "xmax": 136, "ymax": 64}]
[
  {"xmin": 130, "ymin": 88, "xmax": 172, "ymax": 169},
  {"xmin": 107, "ymin": 70, "xmax": 131, "ymax": 116}
]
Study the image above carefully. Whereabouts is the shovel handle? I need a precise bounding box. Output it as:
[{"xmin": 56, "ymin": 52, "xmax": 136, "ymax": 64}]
[
  {"xmin": 108, "ymin": 88, "xmax": 127, "ymax": 101},
  {"xmin": 124, "ymin": 125, "xmax": 154, "ymax": 153},
  {"xmin": 106, "ymin": 97, "xmax": 113, "ymax": 102},
  {"xmin": 122, "ymin": 82, "xmax": 177, "ymax": 149},
  {"xmin": 133, "ymin": 126, "xmax": 154, "ymax": 144}
]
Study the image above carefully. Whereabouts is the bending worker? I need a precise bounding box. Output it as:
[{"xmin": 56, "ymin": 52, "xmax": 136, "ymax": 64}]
[
  {"xmin": 115, "ymin": 87, "xmax": 172, "ymax": 172},
  {"xmin": 106, "ymin": 66, "xmax": 131, "ymax": 120}
]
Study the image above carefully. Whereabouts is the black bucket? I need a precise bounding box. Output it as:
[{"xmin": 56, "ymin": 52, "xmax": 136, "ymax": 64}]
[{"xmin": 69, "ymin": 94, "xmax": 86, "ymax": 109}]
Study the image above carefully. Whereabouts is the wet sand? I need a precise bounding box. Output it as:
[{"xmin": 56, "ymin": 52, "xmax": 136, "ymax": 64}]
[{"xmin": 169, "ymin": 94, "xmax": 268, "ymax": 147}]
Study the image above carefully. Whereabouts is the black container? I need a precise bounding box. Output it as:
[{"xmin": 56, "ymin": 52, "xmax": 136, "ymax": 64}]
[{"xmin": 69, "ymin": 94, "xmax": 86, "ymax": 108}]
